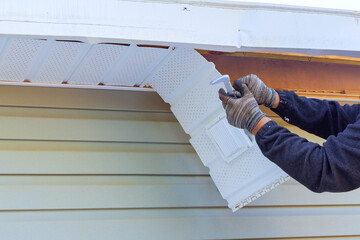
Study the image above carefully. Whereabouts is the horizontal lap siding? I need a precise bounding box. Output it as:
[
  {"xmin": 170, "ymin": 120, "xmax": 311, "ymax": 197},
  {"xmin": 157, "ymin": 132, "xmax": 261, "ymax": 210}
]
[
  {"xmin": 0, "ymin": 85, "xmax": 357, "ymax": 240},
  {"xmin": 0, "ymin": 116, "xmax": 188, "ymax": 143},
  {"xmin": 0, "ymin": 151, "xmax": 206, "ymax": 175},
  {"xmin": 2, "ymin": 208, "xmax": 360, "ymax": 240}
]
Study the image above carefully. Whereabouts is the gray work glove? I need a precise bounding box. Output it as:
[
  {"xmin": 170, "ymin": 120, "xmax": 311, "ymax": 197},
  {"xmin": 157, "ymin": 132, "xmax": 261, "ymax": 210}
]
[
  {"xmin": 218, "ymin": 82, "xmax": 266, "ymax": 133},
  {"xmin": 234, "ymin": 74, "xmax": 276, "ymax": 108}
]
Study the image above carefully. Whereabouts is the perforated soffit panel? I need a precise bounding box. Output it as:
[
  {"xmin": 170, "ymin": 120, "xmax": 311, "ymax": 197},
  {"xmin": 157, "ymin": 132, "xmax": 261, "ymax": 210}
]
[{"xmin": 0, "ymin": 37, "xmax": 289, "ymax": 211}]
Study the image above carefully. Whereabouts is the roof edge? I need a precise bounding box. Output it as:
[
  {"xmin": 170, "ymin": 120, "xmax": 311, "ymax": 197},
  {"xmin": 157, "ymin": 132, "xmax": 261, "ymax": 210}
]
[{"xmin": 127, "ymin": 0, "xmax": 360, "ymax": 17}]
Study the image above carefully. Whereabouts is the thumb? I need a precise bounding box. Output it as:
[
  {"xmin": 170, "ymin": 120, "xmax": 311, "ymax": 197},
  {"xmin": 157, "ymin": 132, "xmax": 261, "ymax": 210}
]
[{"xmin": 218, "ymin": 88, "xmax": 232, "ymax": 104}]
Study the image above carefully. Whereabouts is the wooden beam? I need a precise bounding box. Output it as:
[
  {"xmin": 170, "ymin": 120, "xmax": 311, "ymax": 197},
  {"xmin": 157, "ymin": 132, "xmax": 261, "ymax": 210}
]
[
  {"xmin": 201, "ymin": 53, "xmax": 360, "ymax": 94},
  {"xmin": 289, "ymin": 91, "xmax": 360, "ymax": 102},
  {"xmin": 198, "ymin": 50, "xmax": 360, "ymax": 66}
]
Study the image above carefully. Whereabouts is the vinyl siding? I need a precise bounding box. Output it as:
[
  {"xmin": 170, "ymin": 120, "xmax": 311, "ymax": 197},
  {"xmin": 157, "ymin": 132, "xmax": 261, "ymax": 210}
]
[{"xmin": 0, "ymin": 85, "xmax": 359, "ymax": 240}]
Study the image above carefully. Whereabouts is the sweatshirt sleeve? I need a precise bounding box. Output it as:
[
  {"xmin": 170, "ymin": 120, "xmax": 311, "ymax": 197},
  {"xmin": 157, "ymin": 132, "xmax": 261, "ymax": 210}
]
[
  {"xmin": 255, "ymin": 118, "xmax": 360, "ymax": 193},
  {"xmin": 272, "ymin": 90, "xmax": 360, "ymax": 139}
]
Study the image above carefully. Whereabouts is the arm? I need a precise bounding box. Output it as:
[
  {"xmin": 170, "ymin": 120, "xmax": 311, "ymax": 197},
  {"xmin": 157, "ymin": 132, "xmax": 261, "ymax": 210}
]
[
  {"xmin": 255, "ymin": 118, "xmax": 360, "ymax": 193},
  {"xmin": 236, "ymin": 74, "xmax": 359, "ymax": 139},
  {"xmin": 222, "ymin": 74, "xmax": 360, "ymax": 193},
  {"xmin": 273, "ymin": 90, "xmax": 360, "ymax": 139}
]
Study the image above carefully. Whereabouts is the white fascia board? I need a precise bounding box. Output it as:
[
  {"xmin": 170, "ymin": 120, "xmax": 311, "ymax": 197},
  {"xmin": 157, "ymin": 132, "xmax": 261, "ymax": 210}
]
[
  {"xmin": 238, "ymin": 10, "xmax": 360, "ymax": 53},
  {"xmin": 0, "ymin": 0, "xmax": 359, "ymax": 55},
  {"xmin": 0, "ymin": 0, "xmax": 241, "ymax": 51}
]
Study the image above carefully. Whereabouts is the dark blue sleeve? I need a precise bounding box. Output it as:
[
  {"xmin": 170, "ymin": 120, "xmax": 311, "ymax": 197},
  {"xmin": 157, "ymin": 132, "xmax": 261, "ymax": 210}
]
[
  {"xmin": 272, "ymin": 90, "xmax": 360, "ymax": 139},
  {"xmin": 256, "ymin": 118, "xmax": 360, "ymax": 193}
]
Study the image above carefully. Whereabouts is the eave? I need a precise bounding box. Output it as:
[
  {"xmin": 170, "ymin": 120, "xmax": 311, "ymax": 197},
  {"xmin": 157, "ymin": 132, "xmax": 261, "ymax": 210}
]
[{"xmin": 0, "ymin": 0, "xmax": 359, "ymax": 55}]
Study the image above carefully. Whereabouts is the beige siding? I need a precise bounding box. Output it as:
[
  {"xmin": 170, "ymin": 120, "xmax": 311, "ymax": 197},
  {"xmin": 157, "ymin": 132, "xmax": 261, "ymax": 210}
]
[{"xmin": 1, "ymin": 85, "xmax": 359, "ymax": 239}]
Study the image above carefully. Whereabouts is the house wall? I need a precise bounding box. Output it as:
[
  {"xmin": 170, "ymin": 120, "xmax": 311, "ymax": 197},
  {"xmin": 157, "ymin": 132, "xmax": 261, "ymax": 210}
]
[{"xmin": 1, "ymin": 84, "xmax": 360, "ymax": 240}]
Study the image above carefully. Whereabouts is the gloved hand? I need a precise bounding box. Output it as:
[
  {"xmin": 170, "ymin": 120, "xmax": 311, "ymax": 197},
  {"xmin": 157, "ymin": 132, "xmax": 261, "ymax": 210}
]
[
  {"xmin": 234, "ymin": 74, "xmax": 276, "ymax": 108},
  {"xmin": 219, "ymin": 82, "xmax": 266, "ymax": 133}
]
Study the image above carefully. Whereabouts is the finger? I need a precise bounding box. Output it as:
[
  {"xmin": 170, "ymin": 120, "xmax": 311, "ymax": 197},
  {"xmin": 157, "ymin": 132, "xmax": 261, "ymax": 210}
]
[
  {"xmin": 234, "ymin": 90, "xmax": 242, "ymax": 98},
  {"xmin": 218, "ymin": 88, "xmax": 230, "ymax": 102},
  {"xmin": 241, "ymin": 83, "xmax": 252, "ymax": 96},
  {"xmin": 238, "ymin": 74, "xmax": 253, "ymax": 85},
  {"xmin": 233, "ymin": 79, "xmax": 245, "ymax": 92},
  {"xmin": 218, "ymin": 88, "xmax": 234, "ymax": 108},
  {"xmin": 234, "ymin": 81, "xmax": 245, "ymax": 96},
  {"xmin": 236, "ymin": 82, "xmax": 252, "ymax": 97}
]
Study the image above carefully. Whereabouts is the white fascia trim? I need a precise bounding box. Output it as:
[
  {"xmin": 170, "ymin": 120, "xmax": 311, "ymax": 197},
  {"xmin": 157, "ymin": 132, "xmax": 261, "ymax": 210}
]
[
  {"xmin": 0, "ymin": 0, "xmax": 359, "ymax": 55},
  {"xmin": 134, "ymin": 0, "xmax": 360, "ymax": 16}
]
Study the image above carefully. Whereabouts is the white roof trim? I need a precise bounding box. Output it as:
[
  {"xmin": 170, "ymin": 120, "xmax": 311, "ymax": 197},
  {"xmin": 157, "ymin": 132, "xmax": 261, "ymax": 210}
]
[
  {"xmin": 0, "ymin": 0, "xmax": 359, "ymax": 55},
  {"xmin": 132, "ymin": 0, "xmax": 360, "ymax": 16}
]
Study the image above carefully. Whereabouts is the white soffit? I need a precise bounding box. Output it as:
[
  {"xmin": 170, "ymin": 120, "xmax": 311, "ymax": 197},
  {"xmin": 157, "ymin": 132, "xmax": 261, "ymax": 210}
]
[
  {"xmin": 0, "ymin": 36, "xmax": 289, "ymax": 211},
  {"xmin": 143, "ymin": 46, "xmax": 289, "ymax": 211},
  {"xmin": 0, "ymin": 0, "xmax": 359, "ymax": 56},
  {"xmin": 0, "ymin": 37, "xmax": 170, "ymax": 87}
]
